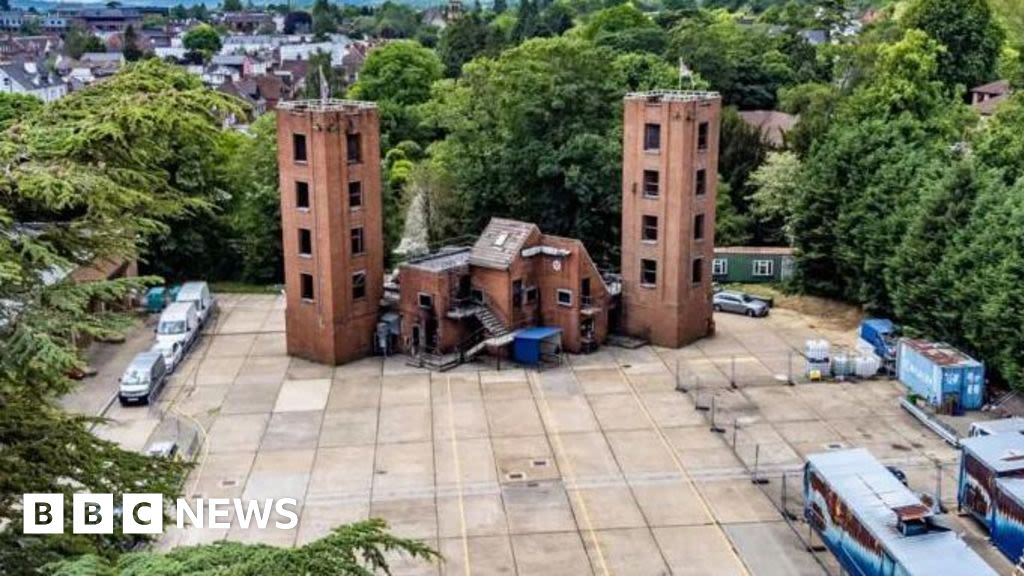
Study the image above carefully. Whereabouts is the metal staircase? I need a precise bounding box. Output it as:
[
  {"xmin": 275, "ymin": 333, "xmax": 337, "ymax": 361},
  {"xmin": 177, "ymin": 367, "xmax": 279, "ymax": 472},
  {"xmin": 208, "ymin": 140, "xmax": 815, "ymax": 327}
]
[{"xmin": 474, "ymin": 306, "xmax": 510, "ymax": 339}]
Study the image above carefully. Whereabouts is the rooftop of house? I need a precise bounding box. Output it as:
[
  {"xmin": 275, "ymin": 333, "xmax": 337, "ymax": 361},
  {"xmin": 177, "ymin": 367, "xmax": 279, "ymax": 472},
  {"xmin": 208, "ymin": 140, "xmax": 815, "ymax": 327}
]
[
  {"xmin": 403, "ymin": 247, "xmax": 471, "ymax": 273},
  {"xmin": 973, "ymin": 92, "xmax": 1010, "ymax": 116},
  {"xmin": 469, "ymin": 218, "xmax": 539, "ymax": 270},
  {"xmin": 738, "ymin": 110, "xmax": 799, "ymax": 147},
  {"xmin": 715, "ymin": 246, "xmax": 795, "ymax": 256},
  {"xmin": 971, "ymin": 79, "xmax": 1010, "ymax": 96},
  {"xmin": 80, "ymin": 51, "xmax": 124, "ymax": 63},
  {"xmin": 0, "ymin": 60, "xmax": 62, "ymax": 89}
]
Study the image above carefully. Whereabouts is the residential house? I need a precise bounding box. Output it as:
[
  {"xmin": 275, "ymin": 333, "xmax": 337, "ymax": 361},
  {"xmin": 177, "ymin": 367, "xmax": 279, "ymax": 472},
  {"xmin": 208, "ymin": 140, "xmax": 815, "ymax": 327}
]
[
  {"xmin": 71, "ymin": 8, "xmax": 143, "ymax": 33},
  {"xmin": 971, "ymin": 79, "xmax": 1011, "ymax": 117},
  {"xmin": 220, "ymin": 12, "xmax": 274, "ymax": 34},
  {"xmin": 738, "ymin": 110, "xmax": 799, "ymax": 148},
  {"xmin": 712, "ymin": 246, "xmax": 795, "ymax": 284},
  {"xmin": 0, "ymin": 60, "xmax": 66, "ymax": 102}
]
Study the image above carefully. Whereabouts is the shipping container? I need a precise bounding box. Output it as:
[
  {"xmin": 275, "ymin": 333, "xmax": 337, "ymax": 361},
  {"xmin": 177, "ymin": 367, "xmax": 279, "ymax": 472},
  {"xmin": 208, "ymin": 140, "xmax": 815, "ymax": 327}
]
[
  {"xmin": 958, "ymin": 434, "xmax": 1024, "ymax": 564},
  {"xmin": 896, "ymin": 339, "xmax": 985, "ymax": 412},
  {"xmin": 805, "ymin": 448, "xmax": 997, "ymax": 576}
]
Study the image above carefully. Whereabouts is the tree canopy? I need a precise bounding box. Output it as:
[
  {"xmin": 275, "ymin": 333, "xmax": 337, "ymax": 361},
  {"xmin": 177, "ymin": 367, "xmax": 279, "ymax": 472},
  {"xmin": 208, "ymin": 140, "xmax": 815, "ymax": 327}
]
[{"xmin": 902, "ymin": 0, "xmax": 1005, "ymax": 91}]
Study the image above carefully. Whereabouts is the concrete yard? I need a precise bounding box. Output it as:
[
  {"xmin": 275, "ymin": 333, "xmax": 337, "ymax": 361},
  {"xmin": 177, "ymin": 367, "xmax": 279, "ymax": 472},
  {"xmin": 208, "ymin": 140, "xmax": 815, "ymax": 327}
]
[{"xmin": 87, "ymin": 294, "xmax": 1012, "ymax": 575}]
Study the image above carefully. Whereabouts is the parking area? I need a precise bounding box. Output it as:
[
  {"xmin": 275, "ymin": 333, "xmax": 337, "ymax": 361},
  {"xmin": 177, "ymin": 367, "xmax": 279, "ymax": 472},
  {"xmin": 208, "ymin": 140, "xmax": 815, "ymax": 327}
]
[{"xmin": 89, "ymin": 294, "xmax": 1010, "ymax": 575}]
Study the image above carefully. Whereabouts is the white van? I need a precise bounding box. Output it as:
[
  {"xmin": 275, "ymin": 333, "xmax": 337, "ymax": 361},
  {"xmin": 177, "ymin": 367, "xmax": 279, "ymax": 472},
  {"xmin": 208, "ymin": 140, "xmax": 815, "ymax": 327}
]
[
  {"xmin": 119, "ymin": 351, "xmax": 168, "ymax": 405},
  {"xmin": 154, "ymin": 301, "xmax": 199, "ymax": 371},
  {"xmin": 176, "ymin": 281, "xmax": 214, "ymax": 326}
]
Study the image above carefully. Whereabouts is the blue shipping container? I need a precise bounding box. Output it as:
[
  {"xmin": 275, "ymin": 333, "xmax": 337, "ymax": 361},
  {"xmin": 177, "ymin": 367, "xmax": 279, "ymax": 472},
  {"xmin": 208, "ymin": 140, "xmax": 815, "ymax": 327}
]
[{"xmin": 897, "ymin": 339, "xmax": 985, "ymax": 411}]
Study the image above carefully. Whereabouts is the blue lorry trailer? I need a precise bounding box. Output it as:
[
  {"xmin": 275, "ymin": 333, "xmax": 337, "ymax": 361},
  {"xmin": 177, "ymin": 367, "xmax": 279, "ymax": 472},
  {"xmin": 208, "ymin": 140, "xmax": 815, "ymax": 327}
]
[
  {"xmin": 805, "ymin": 448, "xmax": 996, "ymax": 576},
  {"xmin": 959, "ymin": 433, "xmax": 1024, "ymax": 564}
]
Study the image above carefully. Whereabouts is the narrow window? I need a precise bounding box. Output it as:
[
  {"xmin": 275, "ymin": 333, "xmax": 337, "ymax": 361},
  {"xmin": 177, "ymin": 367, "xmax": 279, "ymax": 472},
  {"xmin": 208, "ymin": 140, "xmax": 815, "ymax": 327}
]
[
  {"xmin": 694, "ymin": 214, "xmax": 705, "ymax": 240},
  {"xmin": 346, "ymin": 132, "xmax": 361, "ymax": 163},
  {"xmin": 697, "ymin": 122, "xmax": 709, "ymax": 151},
  {"xmin": 418, "ymin": 292, "xmax": 433, "ymax": 309},
  {"xmin": 296, "ymin": 181, "xmax": 310, "ymax": 209},
  {"xmin": 556, "ymin": 289, "xmax": 572, "ymax": 306},
  {"xmin": 352, "ymin": 271, "xmax": 367, "ymax": 300},
  {"xmin": 350, "ymin": 227, "xmax": 364, "ymax": 255},
  {"xmin": 642, "ymin": 215, "xmax": 658, "ymax": 242},
  {"xmin": 643, "ymin": 170, "xmax": 660, "ymax": 197},
  {"xmin": 513, "ymin": 279, "xmax": 523, "ymax": 308},
  {"xmin": 695, "ymin": 169, "xmax": 707, "ymax": 196},
  {"xmin": 692, "ymin": 258, "xmax": 704, "ymax": 284},
  {"xmin": 300, "ymin": 273, "xmax": 314, "ymax": 300},
  {"xmin": 641, "ymin": 259, "xmax": 657, "ymax": 287},
  {"xmin": 712, "ymin": 258, "xmax": 728, "ymax": 276},
  {"xmin": 298, "ymin": 228, "xmax": 312, "ymax": 256},
  {"xmin": 292, "ymin": 133, "xmax": 307, "ymax": 162},
  {"xmin": 644, "ymin": 123, "xmax": 660, "ymax": 151},
  {"xmin": 525, "ymin": 287, "xmax": 538, "ymax": 304},
  {"xmin": 348, "ymin": 181, "xmax": 362, "ymax": 208}
]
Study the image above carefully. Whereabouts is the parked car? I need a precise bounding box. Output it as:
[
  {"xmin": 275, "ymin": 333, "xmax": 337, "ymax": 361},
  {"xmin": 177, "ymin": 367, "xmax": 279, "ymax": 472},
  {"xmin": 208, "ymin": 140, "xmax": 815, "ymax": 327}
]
[
  {"xmin": 154, "ymin": 301, "xmax": 199, "ymax": 371},
  {"xmin": 175, "ymin": 281, "xmax": 214, "ymax": 326},
  {"xmin": 713, "ymin": 291, "xmax": 769, "ymax": 317},
  {"xmin": 118, "ymin": 351, "xmax": 168, "ymax": 406}
]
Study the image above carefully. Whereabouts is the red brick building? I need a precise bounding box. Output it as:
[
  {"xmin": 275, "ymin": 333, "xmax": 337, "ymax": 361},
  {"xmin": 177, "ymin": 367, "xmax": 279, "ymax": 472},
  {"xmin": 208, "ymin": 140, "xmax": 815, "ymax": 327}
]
[
  {"xmin": 620, "ymin": 91, "xmax": 721, "ymax": 348},
  {"xmin": 276, "ymin": 90, "xmax": 721, "ymax": 367},
  {"xmin": 276, "ymin": 99, "xmax": 384, "ymax": 365},
  {"xmin": 394, "ymin": 218, "xmax": 615, "ymax": 363}
]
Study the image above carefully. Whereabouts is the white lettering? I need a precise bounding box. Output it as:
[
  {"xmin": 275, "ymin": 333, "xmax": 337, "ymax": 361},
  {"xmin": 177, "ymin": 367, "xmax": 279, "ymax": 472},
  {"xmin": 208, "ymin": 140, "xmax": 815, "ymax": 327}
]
[
  {"xmin": 175, "ymin": 498, "xmax": 203, "ymax": 528},
  {"xmin": 234, "ymin": 499, "xmax": 274, "ymax": 529},
  {"xmin": 274, "ymin": 498, "xmax": 299, "ymax": 530},
  {"xmin": 207, "ymin": 498, "xmax": 231, "ymax": 529}
]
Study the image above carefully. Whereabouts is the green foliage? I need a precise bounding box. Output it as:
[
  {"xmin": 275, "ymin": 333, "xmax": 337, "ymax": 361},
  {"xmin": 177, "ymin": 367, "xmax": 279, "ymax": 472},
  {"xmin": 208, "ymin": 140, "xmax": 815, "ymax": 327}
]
[
  {"xmin": 902, "ymin": 0, "xmax": 1005, "ymax": 91},
  {"xmin": 667, "ymin": 10, "xmax": 794, "ymax": 109},
  {"xmin": 420, "ymin": 37, "xmax": 624, "ymax": 264},
  {"xmin": 611, "ymin": 52, "xmax": 694, "ymax": 91},
  {"xmin": 122, "ymin": 25, "xmax": 144, "ymax": 61},
  {"xmin": 65, "ymin": 25, "xmax": 106, "ymax": 59},
  {"xmin": 580, "ymin": 3, "xmax": 655, "ymax": 40},
  {"xmin": 312, "ymin": 0, "xmax": 339, "ymax": 39},
  {"xmin": 718, "ymin": 108, "xmax": 769, "ymax": 241},
  {"xmin": 182, "ymin": 24, "xmax": 222, "ymax": 60},
  {"xmin": 438, "ymin": 12, "xmax": 491, "ymax": 77},
  {"xmin": 0, "ymin": 60, "xmax": 240, "ymax": 575},
  {"xmin": 748, "ymin": 150, "xmax": 801, "ymax": 244},
  {"xmin": 0, "ymin": 92, "xmax": 42, "ymax": 130},
  {"xmin": 349, "ymin": 40, "xmax": 443, "ymax": 146},
  {"xmin": 223, "ymin": 115, "xmax": 282, "ymax": 284},
  {"xmin": 47, "ymin": 519, "xmax": 438, "ymax": 575},
  {"xmin": 222, "ymin": 0, "xmax": 243, "ymax": 11}
]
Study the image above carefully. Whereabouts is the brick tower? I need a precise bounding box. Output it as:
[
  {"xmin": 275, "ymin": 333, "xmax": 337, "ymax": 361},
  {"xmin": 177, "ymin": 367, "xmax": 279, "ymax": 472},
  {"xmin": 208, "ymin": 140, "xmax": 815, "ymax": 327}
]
[
  {"xmin": 620, "ymin": 91, "xmax": 721, "ymax": 348},
  {"xmin": 276, "ymin": 100, "xmax": 383, "ymax": 365}
]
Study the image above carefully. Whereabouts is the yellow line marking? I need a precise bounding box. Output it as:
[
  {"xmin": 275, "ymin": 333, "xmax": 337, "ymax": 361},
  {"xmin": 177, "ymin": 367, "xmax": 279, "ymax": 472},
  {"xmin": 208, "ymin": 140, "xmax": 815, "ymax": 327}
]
[
  {"xmin": 611, "ymin": 362, "xmax": 752, "ymax": 576},
  {"xmin": 446, "ymin": 375, "xmax": 472, "ymax": 576},
  {"xmin": 528, "ymin": 370, "xmax": 610, "ymax": 576}
]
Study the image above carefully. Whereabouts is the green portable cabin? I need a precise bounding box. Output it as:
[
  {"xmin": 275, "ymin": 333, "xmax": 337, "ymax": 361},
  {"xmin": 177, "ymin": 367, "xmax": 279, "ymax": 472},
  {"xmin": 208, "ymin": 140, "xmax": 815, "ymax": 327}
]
[{"xmin": 712, "ymin": 246, "xmax": 794, "ymax": 284}]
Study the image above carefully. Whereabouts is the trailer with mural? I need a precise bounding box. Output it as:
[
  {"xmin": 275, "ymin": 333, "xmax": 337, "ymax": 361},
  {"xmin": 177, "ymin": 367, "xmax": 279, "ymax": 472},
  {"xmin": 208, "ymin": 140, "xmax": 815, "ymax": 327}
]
[
  {"xmin": 958, "ymin": 433, "xmax": 1024, "ymax": 564},
  {"xmin": 804, "ymin": 448, "xmax": 996, "ymax": 576}
]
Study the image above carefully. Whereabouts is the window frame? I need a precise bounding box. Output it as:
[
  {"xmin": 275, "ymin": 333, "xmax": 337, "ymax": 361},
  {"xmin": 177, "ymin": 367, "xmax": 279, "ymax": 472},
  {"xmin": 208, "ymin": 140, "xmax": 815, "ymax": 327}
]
[
  {"xmin": 556, "ymin": 288, "xmax": 573, "ymax": 306},
  {"xmin": 694, "ymin": 213, "xmax": 705, "ymax": 241},
  {"xmin": 692, "ymin": 258, "xmax": 704, "ymax": 284},
  {"xmin": 697, "ymin": 121, "xmax": 709, "ymax": 151},
  {"xmin": 350, "ymin": 226, "xmax": 365, "ymax": 256},
  {"xmin": 300, "ymin": 273, "xmax": 314, "ymax": 301},
  {"xmin": 298, "ymin": 228, "xmax": 313, "ymax": 257},
  {"xmin": 642, "ymin": 170, "xmax": 660, "ymax": 198},
  {"xmin": 352, "ymin": 270, "xmax": 367, "ymax": 300},
  {"xmin": 641, "ymin": 214, "xmax": 658, "ymax": 242},
  {"xmin": 640, "ymin": 259, "xmax": 657, "ymax": 287},
  {"xmin": 752, "ymin": 259, "xmax": 774, "ymax": 277},
  {"xmin": 712, "ymin": 258, "xmax": 728, "ymax": 276},
  {"xmin": 348, "ymin": 181, "xmax": 363, "ymax": 209},
  {"xmin": 643, "ymin": 123, "xmax": 661, "ymax": 152},
  {"xmin": 292, "ymin": 133, "xmax": 307, "ymax": 163},
  {"xmin": 296, "ymin": 181, "xmax": 310, "ymax": 209},
  {"xmin": 525, "ymin": 286, "xmax": 538, "ymax": 305},
  {"xmin": 346, "ymin": 132, "xmax": 361, "ymax": 164},
  {"xmin": 695, "ymin": 169, "xmax": 707, "ymax": 196},
  {"xmin": 418, "ymin": 292, "xmax": 434, "ymax": 309}
]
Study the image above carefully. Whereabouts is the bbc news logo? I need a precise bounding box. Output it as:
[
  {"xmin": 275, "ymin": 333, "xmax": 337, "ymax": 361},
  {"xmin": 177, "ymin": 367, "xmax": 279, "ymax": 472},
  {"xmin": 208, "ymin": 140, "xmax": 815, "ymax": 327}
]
[{"xmin": 23, "ymin": 494, "xmax": 299, "ymax": 534}]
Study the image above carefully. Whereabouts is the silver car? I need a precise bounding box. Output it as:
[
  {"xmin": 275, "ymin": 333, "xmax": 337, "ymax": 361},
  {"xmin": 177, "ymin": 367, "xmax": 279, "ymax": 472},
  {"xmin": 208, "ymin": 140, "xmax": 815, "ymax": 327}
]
[{"xmin": 713, "ymin": 291, "xmax": 769, "ymax": 317}]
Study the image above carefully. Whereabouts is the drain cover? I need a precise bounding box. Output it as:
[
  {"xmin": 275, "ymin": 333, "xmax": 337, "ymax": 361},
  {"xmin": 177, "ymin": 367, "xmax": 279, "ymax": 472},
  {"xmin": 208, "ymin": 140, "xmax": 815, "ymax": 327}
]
[
  {"xmin": 532, "ymin": 459, "xmax": 549, "ymax": 467},
  {"xmin": 220, "ymin": 479, "xmax": 237, "ymax": 487},
  {"xmin": 507, "ymin": 472, "xmax": 525, "ymax": 481}
]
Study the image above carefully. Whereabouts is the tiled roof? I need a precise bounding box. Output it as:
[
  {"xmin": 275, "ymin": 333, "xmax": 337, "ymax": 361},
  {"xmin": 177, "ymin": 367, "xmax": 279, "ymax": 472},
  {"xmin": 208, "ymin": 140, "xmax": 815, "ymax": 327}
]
[
  {"xmin": 469, "ymin": 218, "xmax": 538, "ymax": 270},
  {"xmin": 971, "ymin": 79, "xmax": 1010, "ymax": 96},
  {"xmin": 738, "ymin": 110, "xmax": 799, "ymax": 147}
]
